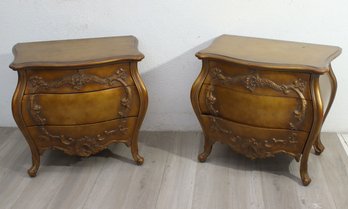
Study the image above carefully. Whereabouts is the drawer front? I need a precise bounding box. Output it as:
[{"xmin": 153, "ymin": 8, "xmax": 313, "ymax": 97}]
[
  {"xmin": 199, "ymin": 84, "xmax": 313, "ymax": 131},
  {"xmin": 22, "ymin": 87, "xmax": 139, "ymax": 126},
  {"xmin": 25, "ymin": 62, "xmax": 134, "ymax": 94},
  {"xmin": 204, "ymin": 61, "xmax": 311, "ymax": 100},
  {"xmin": 201, "ymin": 115, "xmax": 308, "ymax": 159},
  {"xmin": 27, "ymin": 117, "xmax": 137, "ymax": 157}
]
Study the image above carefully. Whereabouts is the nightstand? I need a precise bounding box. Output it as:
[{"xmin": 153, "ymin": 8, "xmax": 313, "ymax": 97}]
[
  {"xmin": 191, "ymin": 35, "xmax": 341, "ymax": 185},
  {"xmin": 10, "ymin": 36, "xmax": 148, "ymax": 176}
]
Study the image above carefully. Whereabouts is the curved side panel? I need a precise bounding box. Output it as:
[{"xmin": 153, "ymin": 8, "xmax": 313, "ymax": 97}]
[
  {"xmin": 191, "ymin": 60, "xmax": 215, "ymax": 162},
  {"xmin": 314, "ymin": 65, "xmax": 338, "ymax": 154},
  {"xmin": 129, "ymin": 62, "xmax": 148, "ymax": 165},
  {"xmin": 12, "ymin": 70, "xmax": 41, "ymax": 177}
]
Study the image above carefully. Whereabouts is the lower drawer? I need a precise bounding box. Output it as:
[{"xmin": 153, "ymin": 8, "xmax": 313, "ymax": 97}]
[
  {"xmin": 27, "ymin": 117, "xmax": 137, "ymax": 156},
  {"xmin": 200, "ymin": 115, "xmax": 308, "ymax": 159}
]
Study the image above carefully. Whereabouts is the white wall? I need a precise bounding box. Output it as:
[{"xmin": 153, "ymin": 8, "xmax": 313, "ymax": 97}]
[{"xmin": 0, "ymin": 0, "xmax": 347, "ymax": 131}]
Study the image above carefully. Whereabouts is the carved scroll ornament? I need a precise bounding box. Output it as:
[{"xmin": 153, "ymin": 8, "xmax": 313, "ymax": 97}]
[
  {"xmin": 29, "ymin": 68, "xmax": 129, "ymax": 93},
  {"xmin": 28, "ymin": 68, "xmax": 131, "ymax": 156},
  {"xmin": 205, "ymin": 67, "xmax": 306, "ymax": 159},
  {"xmin": 208, "ymin": 67, "xmax": 307, "ymax": 130}
]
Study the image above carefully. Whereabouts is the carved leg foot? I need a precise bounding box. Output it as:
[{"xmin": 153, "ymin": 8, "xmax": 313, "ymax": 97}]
[
  {"xmin": 300, "ymin": 155, "xmax": 311, "ymax": 186},
  {"xmin": 131, "ymin": 142, "xmax": 144, "ymax": 165},
  {"xmin": 27, "ymin": 154, "xmax": 40, "ymax": 177},
  {"xmin": 198, "ymin": 137, "xmax": 213, "ymax": 162},
  {"xmin": 300, "ymin": 171, "xmax": 311, "ymax": 186},
  {"xmin": 313, "ymin": 136, "xmax": 325, "ymax": 155},
  {"xmin": 28, "ymin": 164, "xmax": 39, "ymax": 177},
  {"xmin": 133, "ymin": 154, "xmax": 144, "ymax": 165}
]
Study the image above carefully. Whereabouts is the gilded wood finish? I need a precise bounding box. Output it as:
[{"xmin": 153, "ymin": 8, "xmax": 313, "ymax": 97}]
[
  {"xmin": 199, "ymin": 81, "xmax": 313, "ymax": 131},
  {"xmin": 191, "ymin": 35, "xmax": 341, "ymax": 185},
  {"xmin": 10, "ymin": 36, "xmax": 147, "ymax": 176},
  {"xmin": 27, "ymin": 118, "xmax": 137, "ymax": 157},
  {"xmin": 26, "ymin": 64, "xmax": 133, "ymax": 94},
  {"xmin": 22, "ymin": 87, "xmax": 139, "ymax": 126}
]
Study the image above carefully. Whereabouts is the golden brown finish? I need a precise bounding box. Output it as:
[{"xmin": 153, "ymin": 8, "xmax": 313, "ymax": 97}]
[
  {"xmin": 199, "ymin": 84, "xmax": 313, "ymax": 131},
  {"xmin": 204, "ymin": 61, "xmax": 312, "ymax": 99},
  {"xmin": 22, "ymin": 87, "xmax": 139, "ymax": 126},
  {"xmin": 197, "ymin": 35, "xmax": 341, "ymax": 74},
  {"xmin": 314, "ymin": 65, "xmax": 338, "ymax": 155},
  {"xmin": 200, "ymin": 116, "xmax": 308, "ymax": 160},
  {"xmin": 25, "ymin": 63, "xmax": 134, "ymax": 94},
  {"xmin": 191, "ymin": 35, "xmax": 341, "ymax": 185},
  {"xmin": 27, "ymin": 118, "xmax": 137, "ymax": 156},
  {"xmin": 10, "ymin": 36, "xmax": 144, "ymax": 70},
  {"xmin": 10, "ymin": 36, "xmax": 148, "ymax": 176}
]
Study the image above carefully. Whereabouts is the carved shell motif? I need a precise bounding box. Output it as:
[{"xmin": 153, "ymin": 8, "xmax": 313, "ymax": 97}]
[
  {"xmin": 28, "ymin": 68, "xmax": 131, "ymax": 156},
  {"xmin": 206, "ymin": 67, "xmax": 306, "ymax": 159}
]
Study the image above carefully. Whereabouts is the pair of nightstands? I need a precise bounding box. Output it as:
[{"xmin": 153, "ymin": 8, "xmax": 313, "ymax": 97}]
[{"xmin": 10, "ymin": 35, "xmax": 341, "ymax": 186}]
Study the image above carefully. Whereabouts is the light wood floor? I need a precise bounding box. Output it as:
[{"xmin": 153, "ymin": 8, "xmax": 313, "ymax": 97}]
[{"xmin": 0, "ymin": 128, "xmax": 347, "ymax": 209}]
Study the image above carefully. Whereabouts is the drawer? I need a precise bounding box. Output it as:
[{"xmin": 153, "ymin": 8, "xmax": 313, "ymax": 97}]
[
  {"xmin": 199, "ymin": 84, "xmax": 313, "ymax": 131},
  {"xmin": 204, "ymin": 61, "xmax": 311, "ymax": 100},
  {"xmin": 201, "ymin": 115, "xmax": 308, "ymax": 159},
  {"xmin": 25, "ymin": 62, "xmax": 134, "ymax": 94},
  {"xmin": 22, "ymin": 86, "xmax": 139, "ymax": 126},
  {"xmin": 27, "ymin": 117, "xmax": 137, "ymax": 156}
]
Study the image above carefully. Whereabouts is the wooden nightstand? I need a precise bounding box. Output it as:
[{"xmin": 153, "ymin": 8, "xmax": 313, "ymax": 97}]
[
  {"xmin": 10, "ymin": 36, "xmax": 148, "ymax": 177},
  {"xmin": 191, "ymin": 35, "xmax": 341, "ymax": 185}
]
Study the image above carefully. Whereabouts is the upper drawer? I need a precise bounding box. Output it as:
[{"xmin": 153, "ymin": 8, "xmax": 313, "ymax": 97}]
[
  {"xmin": 25, "ymin": 62, "xmax": 134, "ymax": 94},
  {"xmin": 204, "ymin": 61, "xmax": 311, "ymax": 100},
  {"xmin": 22, "ymin": 86, "xmax": 139, "ymax": 126}
]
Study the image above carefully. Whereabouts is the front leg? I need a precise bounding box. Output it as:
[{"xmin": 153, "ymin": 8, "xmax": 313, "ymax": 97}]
[
  {"xmin": 198, "ymin": 137, "xmax": 214, "ymax": 162},
  {"xmin": 27, "ymin": 147, "xmax": 41, "ymax": 177},
  {"xmin": 130, "ymin": 135, "xmax": 144, "ymax": 165},
  {"xmin": 301, "ymin": 76, "xmax": 323, "ymax": 186}
]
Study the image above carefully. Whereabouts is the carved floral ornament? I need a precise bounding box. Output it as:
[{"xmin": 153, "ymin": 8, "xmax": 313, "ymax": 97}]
[
  {"xmin": 28, "ymin": 68, "xmax": 131, "ymax": 156},
  {"xmin": 29, "ymin": 68, "xmax": 128, "ymax": 92},
  {"xmin": 205, "ymin": 67, "xmax": 306, "ymax": 159}
]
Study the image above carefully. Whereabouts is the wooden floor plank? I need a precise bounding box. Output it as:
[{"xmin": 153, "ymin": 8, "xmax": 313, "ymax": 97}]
[
  {"xmin": 118, "ymin": 132, "xmax": 172, "ymax": 209},
  {"xmin": 338, "ymin": 133, "xmax": 348, "ymax": 156},
  {"xmin": 155, "ymin": 132, "xmax": 200, "ymax": 209},
  {"xmin": 0, "ymin": 129, "xmax": 347, "ymax": 209},
  {"xmin": 191, "ymin": 143, "xmax": 232, "ymax": 209},
  {"xmin": 319, "ymin": 133, "xmax": 348, "ymax": 209},
  {"xmin": 0, "ymin": 130, "xmax": 32, "ymax": 209},
  {"xmin": 82, "ymin": 132, "xmax": 150, "ymax": 209},
  {"xmin": 10, "ymin": 146, "xmax": 91, "ymax": 209}
]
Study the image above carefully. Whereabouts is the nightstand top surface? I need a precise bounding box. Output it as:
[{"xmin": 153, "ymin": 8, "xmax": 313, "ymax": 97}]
[
  {"xmin": 196, "ymin": 35, "xmax": 341, "ymax": 74},
  {"xmin": 10, "ymin": 36, "xmax": 144, "ymax": 70}
]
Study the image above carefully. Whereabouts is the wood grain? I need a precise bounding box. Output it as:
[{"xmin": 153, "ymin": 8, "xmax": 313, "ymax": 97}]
[
  {"xmin": 196, "ymin": 35, "xmax": 341, "ymax": 73},
  {"xmin": 10, "ymin": 36, "xmax": 144, "ymax": 70},
  {"xmin": 0, "ymin": 129, "xmax": 347, "ymax": 209},
  {"xmin": 22, "ymin": 87, "xmax": 140, "ymax": 126},
  {"xmin": 199, "ymin": 84, "xmax": 313, "ymax": 130},
  {"xmin": 10, "ymin": 36, "xmax": 148, "ymax": 175}
]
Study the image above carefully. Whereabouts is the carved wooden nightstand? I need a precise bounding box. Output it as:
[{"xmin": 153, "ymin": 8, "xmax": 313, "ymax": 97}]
[
  {"xmin": 10, "ymin": 36, "xmax": 148, "ymax": 176},
  {"xmin": 191, "ymin": 35, "xmax": 341, "ymax": 185}
]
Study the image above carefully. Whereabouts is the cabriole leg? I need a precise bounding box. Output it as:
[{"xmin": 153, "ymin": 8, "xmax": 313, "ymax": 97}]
[
  {"xmin": 301, "ymin": 76, "xmax": 323, "ymax": 186},
  {"xmin": 131, "ymin": 137, "xmax": 144, "ymax": 165},
  {"xmin": 300, "ymin": 153, "xmax": 311, "ymax": 186},
  {"xmin": 27, "ymin": 147, "xmax": 40, "ymax": 177},
  {"xmin": 198, "ymin": 137, "xmax": 214, "ymax": 162}
]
